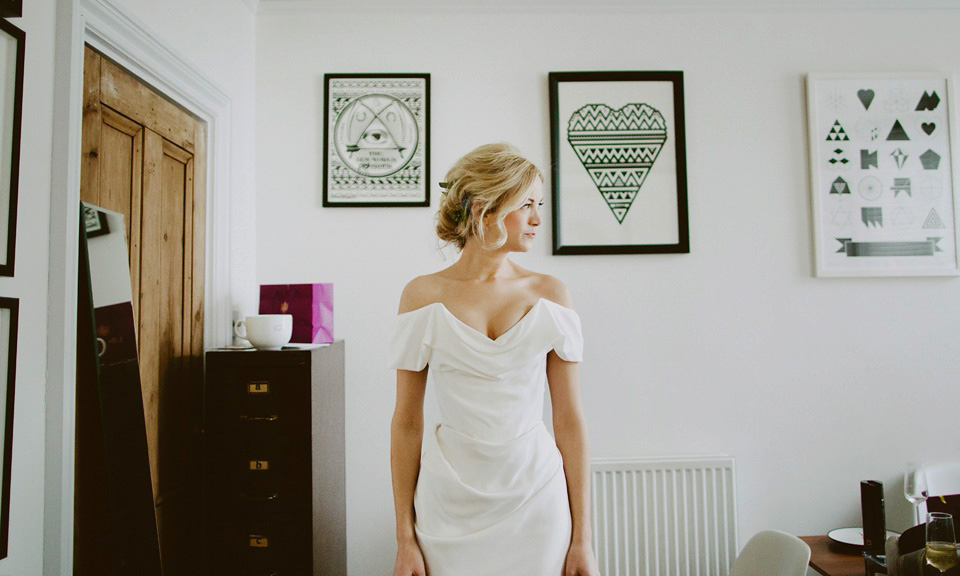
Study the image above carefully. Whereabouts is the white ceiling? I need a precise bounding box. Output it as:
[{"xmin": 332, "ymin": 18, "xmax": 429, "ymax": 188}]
[{"xmin": 249, "ymin": 0, "xmax": 960, "ymax": 13}]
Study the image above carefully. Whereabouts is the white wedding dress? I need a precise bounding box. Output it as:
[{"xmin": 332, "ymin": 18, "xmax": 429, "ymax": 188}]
[{"xmin": 390, "ymin": 297, "xmax": 583, "ymax": 576}]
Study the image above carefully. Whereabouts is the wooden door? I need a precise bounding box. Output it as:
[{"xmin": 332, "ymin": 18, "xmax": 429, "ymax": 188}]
[{"xmin": 78, "ymin": 44, "xmax": 206, "ymax": 576}]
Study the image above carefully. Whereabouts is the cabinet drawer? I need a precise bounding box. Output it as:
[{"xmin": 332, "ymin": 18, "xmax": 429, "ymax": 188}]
[
  {"xmin": 205, "ymin": 365, "xmax": 311, "ymax": 437},
  {"xmin": 206, "ymin": 435, "xmax": 311, "ymax": 512},
  {"xmin": 206, "ymin": 514, "xmax": 311, "ymax": 576},
  {"xmin": 235, "ymin": 436, "xmax": 307, "ymax": 500}
]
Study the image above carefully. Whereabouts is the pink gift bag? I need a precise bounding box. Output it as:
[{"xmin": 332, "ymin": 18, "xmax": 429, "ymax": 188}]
[{"xmin": 259, "ymin": 284, "xmax": 334, "ymax": 344}]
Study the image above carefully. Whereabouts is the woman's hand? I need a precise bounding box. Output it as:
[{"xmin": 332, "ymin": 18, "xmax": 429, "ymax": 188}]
[
  {"xmin": 393, "ymin": 539, "xmax": 427, "ymax": 576},
  {"xmin": 564, "ymin": 540, "xmax": 600, "ymax": 576}
]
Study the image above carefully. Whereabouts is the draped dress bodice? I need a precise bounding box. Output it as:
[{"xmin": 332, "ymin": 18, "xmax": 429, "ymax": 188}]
[{"xmin": 390, "ymin": 298, "xmax": 583, "ymax": 576}]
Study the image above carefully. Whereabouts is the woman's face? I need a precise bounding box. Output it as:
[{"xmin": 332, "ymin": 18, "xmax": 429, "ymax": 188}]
[{"xmin": 497, "ymin": 179, "xmax": 544, "ymax": 252}]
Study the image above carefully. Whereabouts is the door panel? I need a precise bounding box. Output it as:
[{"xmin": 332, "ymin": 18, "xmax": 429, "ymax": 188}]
[
  {"xmin": 99, "ymin": 106, "xmax": 142, "ymax": 263},
  {"xmin": 99, "ymin": 57, "xmax": 196, "ymax": 154},
  {"xmin": 138, "ymin": 127, "xmax": 162, "ymax": 495}
]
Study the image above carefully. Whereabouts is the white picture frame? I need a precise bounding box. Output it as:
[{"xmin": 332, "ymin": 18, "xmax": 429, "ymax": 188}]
[{"xmin": 806, "ymin": 72, "xmax": 960, "ymax": 277}]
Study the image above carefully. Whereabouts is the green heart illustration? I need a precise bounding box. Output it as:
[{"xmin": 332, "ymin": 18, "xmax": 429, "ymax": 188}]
[{"xmin": 567, "ymin": 103, "xmax": 667, "ymax": 223}]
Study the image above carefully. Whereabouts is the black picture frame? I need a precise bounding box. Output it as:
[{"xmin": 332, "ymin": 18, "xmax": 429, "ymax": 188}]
[
  {"xmin": 322, "ymin": 73, "xmax": 430, "ymax": 207},
  {"xmin": 0, "ymin": 3, "xmax": 20, "ymax": 18},
  {"xmin": 549, "ymin": 71, "xmax": 689, "ymax": 255},
  {"xmin": 81, "ymin": 204, "xmax": 109, "ymax": 238},
  {"xmin": 0, "ymin": 18, "xmax": 22, "ymax": 276},
  {"xmin": 0, "ymin": 296, "xmax": 18, "ymax": 560}
]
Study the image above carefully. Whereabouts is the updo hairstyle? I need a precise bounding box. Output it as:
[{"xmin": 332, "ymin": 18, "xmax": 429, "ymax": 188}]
[{"xmin": 436, "ymin": 143, "xmax": 544, "ymax": 250}]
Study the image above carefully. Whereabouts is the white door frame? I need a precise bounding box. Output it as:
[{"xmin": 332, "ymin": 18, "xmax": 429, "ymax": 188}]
[{"xmin": 46, "ymin": 0, "xmax": 234, "ymax": 573}]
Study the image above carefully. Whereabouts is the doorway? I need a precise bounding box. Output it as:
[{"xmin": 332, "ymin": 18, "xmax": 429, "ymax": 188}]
[{"xmin": 76, "ymin": 44, "xmax": 206, "ymax": 576}]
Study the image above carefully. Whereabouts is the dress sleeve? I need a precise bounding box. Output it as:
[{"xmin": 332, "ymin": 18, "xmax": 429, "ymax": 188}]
[
  {"xmin": 549, "ymin": 303, "xmax": 584, "ymax": 363},
  {"xmin": 388, "ymin": 307, "xmax": 433, "ymax": 371}
]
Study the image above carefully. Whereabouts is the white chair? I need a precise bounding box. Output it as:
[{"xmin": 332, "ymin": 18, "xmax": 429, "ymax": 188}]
[
  {"xmin": 730, "ymin": 530, "xmax": 811, "ymax": 576},
  {"xmin": 885, "ymin": 534, "xmax": 901, "ymax": 576}
]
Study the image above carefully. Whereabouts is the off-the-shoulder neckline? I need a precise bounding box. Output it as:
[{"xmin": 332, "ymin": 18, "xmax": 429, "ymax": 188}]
[{"xmin": 396, "ymin": 297, "xmax": 577, "ymax": 343}]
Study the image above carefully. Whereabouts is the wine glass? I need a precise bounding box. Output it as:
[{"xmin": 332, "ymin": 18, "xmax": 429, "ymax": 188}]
[
  {"xmin": 905, "ymin": 462, "xmax": 929, "ymax": 525},
  {"xmin": 926, "ymin": 512, "xmax": 959, "ymax": 573}
]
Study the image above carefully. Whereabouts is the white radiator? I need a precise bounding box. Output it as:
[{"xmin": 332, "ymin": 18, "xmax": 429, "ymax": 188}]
[{"xmin": 591, "ymin": 457, "xmax": 738, "ymax": 576}]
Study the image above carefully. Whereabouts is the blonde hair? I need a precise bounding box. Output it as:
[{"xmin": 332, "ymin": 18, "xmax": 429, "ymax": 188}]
[{"xmin": 436, "ymin": 143, "xmax": 544, "ymax": 250}]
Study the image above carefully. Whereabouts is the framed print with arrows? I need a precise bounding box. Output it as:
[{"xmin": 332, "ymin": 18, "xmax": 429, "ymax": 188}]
[{"xmin": 323, "ymin": 73, "xmax": 430, "ymax": 207}]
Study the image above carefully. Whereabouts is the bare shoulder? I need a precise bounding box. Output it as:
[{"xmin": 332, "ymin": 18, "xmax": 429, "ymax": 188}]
[
  {"xmin": 530, "ymin": 273, "xmax": 573, "ymax": 308},
  {"xmin": 398, "ymin": 273, "xmax": 446, "ymax": 314}
]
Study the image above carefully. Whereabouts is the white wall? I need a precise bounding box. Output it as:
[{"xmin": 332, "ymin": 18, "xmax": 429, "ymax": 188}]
[
  {"xmin": 257, "ymin": 6, "xmax": 960, "ymax": 574},
  {"xmin": 0, "ymin": 1, "xmax": 59, "ymax": 573}
]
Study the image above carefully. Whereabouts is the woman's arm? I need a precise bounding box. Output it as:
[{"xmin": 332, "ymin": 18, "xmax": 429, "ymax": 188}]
[
  {"xmin": 391, "ymin": 366, "xmax": 428, "ymax": 576},
  {"xmin": 548, "ymin": 351, "xmax": 600, "ymax": 576}
]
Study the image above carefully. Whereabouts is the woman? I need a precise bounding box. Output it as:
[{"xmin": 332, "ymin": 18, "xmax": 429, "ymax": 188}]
[{"xmin": 390, "ymin": 143, "xmax": 600, "ymax": 576}]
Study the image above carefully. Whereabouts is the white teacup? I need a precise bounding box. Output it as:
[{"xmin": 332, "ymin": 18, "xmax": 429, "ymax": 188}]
[{"xmin": 235, "ymin": 314, "xmax": 293, "ymax": 350}]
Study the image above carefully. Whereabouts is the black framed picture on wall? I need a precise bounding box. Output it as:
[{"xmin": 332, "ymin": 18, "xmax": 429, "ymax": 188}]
[
  {"xmin": 0, "ymin": 18, "xmax": 22, "ymax": 277},
  {"xmin": 0, "ymin": 296, "xmax": 17, "ymax": 560},
  {"xmin": 322, "ymin": 73, "xmax": 430, "ymax": 207},
  {"xmin": 0, "ymin": 19, "xmax": 26, "ymax": 276},
  {"xmin": 0, "ymin": 2, "xmax": 21, "ymax": 18},
  {"xmin": 548, "ymin": 71, "xmax": 689, "ymax": 255}
]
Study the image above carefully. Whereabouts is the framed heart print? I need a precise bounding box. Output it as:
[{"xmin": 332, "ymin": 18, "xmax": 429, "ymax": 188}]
[{"xmin": 548, "ymin": 71, "xmax": 689, "ymax": 255}]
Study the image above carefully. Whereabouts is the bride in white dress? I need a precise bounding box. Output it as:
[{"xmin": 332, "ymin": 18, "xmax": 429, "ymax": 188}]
[{"xmin": 390, "ymin": 144, "xmax": 600, "ymax": 576}]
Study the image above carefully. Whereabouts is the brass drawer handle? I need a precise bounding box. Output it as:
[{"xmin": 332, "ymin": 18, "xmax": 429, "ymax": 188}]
[
  {"xmin": 238, "ymin": 414, "xmax": 279, "ymax": 423},
  {"xmin": 248, "ymin": 534, "xmax": 270, "ymax": 547},
  {"xmin": 239, "ymin": 491, "xmax": 279, "ymax": 502}
]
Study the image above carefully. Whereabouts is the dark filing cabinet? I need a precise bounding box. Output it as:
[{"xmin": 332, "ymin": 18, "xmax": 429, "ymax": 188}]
[{"xmin": 203, "ymin": 342, "xmax": 346, "ymax": 576}]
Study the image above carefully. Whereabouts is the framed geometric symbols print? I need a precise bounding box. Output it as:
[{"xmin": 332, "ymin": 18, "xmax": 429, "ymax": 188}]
[
  {"xmin": 806, "ymin": 73, "xmax": 960, "ymax": 277},
  {"xmin": 322, "ymin": 73, "xmax": 430, "ymax": 207}
]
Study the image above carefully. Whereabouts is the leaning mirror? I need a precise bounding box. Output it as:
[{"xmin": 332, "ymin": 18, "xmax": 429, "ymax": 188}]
[{"xmin": 76, "ymin": 203, "xmax": 162, "ymax": 575}]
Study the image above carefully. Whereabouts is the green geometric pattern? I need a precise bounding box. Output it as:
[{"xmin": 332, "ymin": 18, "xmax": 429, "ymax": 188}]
[
  {"xmin": 330, "ymin": 162, "xmax": 422, "ymax": 192},
  {"xmin": 568, "ymin": 103, "xmax": 667, "ymax": 223}
]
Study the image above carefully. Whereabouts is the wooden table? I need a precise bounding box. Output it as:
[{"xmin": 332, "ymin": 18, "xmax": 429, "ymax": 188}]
[{"xmin": 800, "ymin": 535, "xmax": 877, "ymax": 576}]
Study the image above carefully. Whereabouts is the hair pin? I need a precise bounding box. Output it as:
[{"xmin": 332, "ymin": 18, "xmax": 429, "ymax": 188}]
[{"xmin": 453, "ymin": 196, "xmax": 470, "ymax": 224}]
